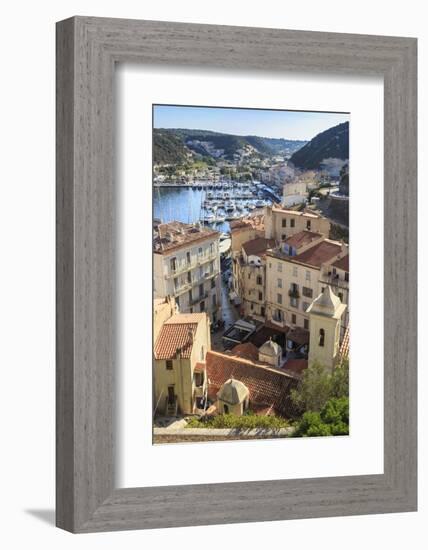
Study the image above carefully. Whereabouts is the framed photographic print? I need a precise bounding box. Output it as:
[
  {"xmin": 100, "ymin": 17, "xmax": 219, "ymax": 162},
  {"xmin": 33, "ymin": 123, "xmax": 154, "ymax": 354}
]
[{"xmin": 56, "ymin": 17, "xmax": 417, "ymax": 532}]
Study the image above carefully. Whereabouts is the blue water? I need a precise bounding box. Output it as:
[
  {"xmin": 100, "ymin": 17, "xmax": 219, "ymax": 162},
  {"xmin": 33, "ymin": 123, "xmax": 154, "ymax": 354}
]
[{"xmin": 153, "ymin": 187, "xmax": 231, "ymax": 233}]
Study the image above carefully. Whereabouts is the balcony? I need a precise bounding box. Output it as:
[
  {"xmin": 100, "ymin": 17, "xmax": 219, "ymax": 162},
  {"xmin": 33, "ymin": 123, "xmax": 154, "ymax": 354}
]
[{"xmin": 288, "ymin": 288, "xmax": 300, "ymax": 299}]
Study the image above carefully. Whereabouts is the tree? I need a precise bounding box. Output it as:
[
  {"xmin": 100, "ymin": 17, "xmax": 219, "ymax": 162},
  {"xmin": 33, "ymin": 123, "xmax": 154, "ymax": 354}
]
[
  {"xmin": 293, "ymin": 397, "xmax": 349, "ymax": 437},
  {"xmin": 291, "ymin": 360, "xmax": 349, "ymax": 414}
]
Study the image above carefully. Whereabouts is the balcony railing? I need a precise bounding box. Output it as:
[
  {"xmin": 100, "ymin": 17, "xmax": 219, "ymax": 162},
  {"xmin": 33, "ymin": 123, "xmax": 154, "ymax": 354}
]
[{"xmin": 169, "ymin": 252, "xmax": 217, "ymax": 277}]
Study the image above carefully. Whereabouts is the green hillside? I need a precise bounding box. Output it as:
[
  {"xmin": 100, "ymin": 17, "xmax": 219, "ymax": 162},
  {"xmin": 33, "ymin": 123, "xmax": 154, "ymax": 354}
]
[{"xmin": 289, "ymin": 122, "xmax": 349, "ymax": 170}]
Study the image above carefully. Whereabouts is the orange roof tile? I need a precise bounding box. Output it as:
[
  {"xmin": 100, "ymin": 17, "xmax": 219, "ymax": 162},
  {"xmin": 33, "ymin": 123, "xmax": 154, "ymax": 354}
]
[
  {"xmin": 292, "ymin": 240, "xmax": 342, "ymax": 268},
  {"xmin": 332, "ymin": 254, "xmax": 349, "ymax": 272},
  {"xmin": 285, "ymin": 230, "xmax": 323, "ymax": 248},
  {"xmin": 153, "ymin": 221, "xmax": 219, "ymax": 254},
  {"xmin": 154, "ymin": 313, "xmax": 205, "ymax": 360},
  {"xmin": 230, "ymin": 342, "xmax": 260, "ymax": 362},
  {"xmin": 242, "ymin": 237, "xmax": 276, "ymax": 257},
  {"xmin": 206, "ymin": 351, "xmax": 299, "ymax": 418},
  {"xmin": 339, "ymin": 324, "xmax": 350, "ymax": 361}
]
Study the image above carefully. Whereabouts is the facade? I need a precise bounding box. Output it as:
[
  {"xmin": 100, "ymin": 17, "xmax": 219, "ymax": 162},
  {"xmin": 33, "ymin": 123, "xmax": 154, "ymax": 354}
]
[
  {"xmin": 307, "ymin": 286, "xmax": 347, "ymax": 369},
  {"xmin": 264, "ymin": 204, "xmax": 331, "ymax": 242},
  {"xmin": 265, "ymin": 231, "xmax": 348, "ymax": 331},
  {"xmin": 153, "ymin": 221, "xmax": 222, "ymax": 323},
  {"xmin": 282, "ymin": 180, "xmax": 308, "ymax": 207},
  {"xmin": 153, "ymin": 312, "xmax": 211, "ymax": 416},
  {"xmin": 234, "ymin": 237, "xmax": 276, "ymax": 320},
  {"xmin": 319, "ymin": 253, "xmax": 350, "ymax": 331}
]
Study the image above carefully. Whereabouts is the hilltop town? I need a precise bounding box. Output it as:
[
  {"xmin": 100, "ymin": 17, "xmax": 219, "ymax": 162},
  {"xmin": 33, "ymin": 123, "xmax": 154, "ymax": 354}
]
[{"xmin": 152, "ymin": 118, "xmax": 350, "ymax": 443}]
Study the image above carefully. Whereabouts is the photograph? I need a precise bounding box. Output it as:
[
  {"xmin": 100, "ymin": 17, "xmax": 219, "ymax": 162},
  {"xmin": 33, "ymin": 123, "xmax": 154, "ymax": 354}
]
[{"xmin": 152, "ymin": 105, "xmax": 350, "ymax": 443}]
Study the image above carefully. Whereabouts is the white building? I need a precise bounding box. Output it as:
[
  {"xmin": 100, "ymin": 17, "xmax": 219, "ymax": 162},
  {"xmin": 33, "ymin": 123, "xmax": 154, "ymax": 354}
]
[{"xmin": 153, "ymin": 221, "xmax": 222, "ymax": 323}]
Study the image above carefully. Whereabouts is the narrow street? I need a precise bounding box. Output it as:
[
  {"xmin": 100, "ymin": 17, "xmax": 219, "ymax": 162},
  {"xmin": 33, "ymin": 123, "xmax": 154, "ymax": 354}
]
[{"xmin": 211, "ymin": 273, "xmax": 239, "ymax": 351}]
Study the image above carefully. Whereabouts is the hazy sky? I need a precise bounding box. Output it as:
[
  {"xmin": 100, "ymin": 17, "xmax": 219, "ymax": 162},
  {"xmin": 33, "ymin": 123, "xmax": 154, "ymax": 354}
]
[{"xmin": 153, "ymin": 105, "xmax": 349, "ymax": 141}]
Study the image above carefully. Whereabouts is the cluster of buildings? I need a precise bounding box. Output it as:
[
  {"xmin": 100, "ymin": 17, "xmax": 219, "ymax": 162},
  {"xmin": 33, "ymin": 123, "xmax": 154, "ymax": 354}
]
[{"xmin": 152, "ymin": 199, "xmax": 349, "ymax": 422}]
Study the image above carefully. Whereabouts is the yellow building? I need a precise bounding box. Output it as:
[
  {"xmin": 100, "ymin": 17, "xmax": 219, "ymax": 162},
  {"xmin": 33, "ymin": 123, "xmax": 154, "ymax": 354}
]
[
  {"xmin": 307, "ymin": 286, "xmax": 347, "ymax": 370},
  {"xmin": 153, "ymin": 221, "xmax": 221, "ymax": 323},
  {"xmin": 264, "ymin": 204, "xmax": 331, "ymax": 241},
  {"xmin": 153, "ymin": 312, "xmax": 210, "ymax": 416},
  {"xmin": 234, "ymin": 237, "xmax": 276, "ymax": 320},
  {"xmin": 265, "ymin": 231, "xmax": 348, "ymax": 331}
]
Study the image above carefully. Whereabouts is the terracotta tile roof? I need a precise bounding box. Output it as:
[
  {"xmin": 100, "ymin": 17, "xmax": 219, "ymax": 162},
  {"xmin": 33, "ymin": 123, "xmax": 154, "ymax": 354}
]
[
  {"xmin": 230, "ymin": 342, "xmax": 260, "ymax": 362},
  {"xmin": 292, "ymin": 240, "xmax": 342, "ymax": 269},
  {"xmin": 332, "ymin": 254, "xmax": 349, "ymax": 272},
  {"xmin": 206, "ymin": 351, "xmax": 299, "ymax": 418},
  {"xmin": 230, "ymin": 214, "xmax": 264, "ymax": 232},
  {"xmin": 154, "ymin": 313, "xmax": 205, "ymax": 360},
  {"xmin": 281, "ymin": 359, "xmax": 308, "ymax": 378},
  {"xmin": 339, "ymin": 324, "xmax": 350, "ymax": 361},
  {"xmin": 242, "ymin": 237, "xmax": 276, "ymax": 257},
  {"xmin": 285, "ymin": 230, "xmax": 323, "ymax": 248},
  {"xmin": 153, "ymin": 221, "xmax": 219, "ymax": 254}
]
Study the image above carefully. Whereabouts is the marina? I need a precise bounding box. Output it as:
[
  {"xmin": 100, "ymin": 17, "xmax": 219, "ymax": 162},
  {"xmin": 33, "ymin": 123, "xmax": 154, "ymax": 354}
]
[{"xmin": 153, "ymin": 181, "xmax": 277, "ymax": 232}]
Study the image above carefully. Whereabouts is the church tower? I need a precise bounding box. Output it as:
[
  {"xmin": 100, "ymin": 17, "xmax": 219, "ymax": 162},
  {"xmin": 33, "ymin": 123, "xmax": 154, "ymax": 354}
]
[{"xmin": 307, "ymin": 286, "xmax": 347, "ymax": 370}]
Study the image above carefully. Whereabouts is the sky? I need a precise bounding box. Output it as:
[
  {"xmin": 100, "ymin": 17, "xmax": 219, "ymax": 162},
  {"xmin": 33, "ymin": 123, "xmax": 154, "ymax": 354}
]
[{"xmin": 153, "ymin": 105, "xmax": 349, "ymax": 141}]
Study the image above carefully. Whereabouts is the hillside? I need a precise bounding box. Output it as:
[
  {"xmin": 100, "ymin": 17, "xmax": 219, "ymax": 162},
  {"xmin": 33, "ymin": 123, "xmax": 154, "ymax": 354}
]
[
  {"xmin": 289, "ymin": 121, "xmax": 349, "ymax": 170},
  {"xmin": 153, "ymin": 128, "xmax": 306, "ymax": 164}
]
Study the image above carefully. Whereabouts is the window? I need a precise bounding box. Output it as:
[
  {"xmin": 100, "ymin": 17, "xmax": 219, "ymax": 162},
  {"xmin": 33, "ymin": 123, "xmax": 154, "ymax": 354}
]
[
  {"xmin": 305, "ymin": 270, "xmax": 311, "ymax": 281},
  {"xmin": 189, "ymin": 307, "xmax": 193, "ymax": 313},
  {"xmin": 306, "ymin": 220, "xmax": 311, "ymax": 230},
  {"xmin": 319, "ymin": 328, "xmax": 325, "ymax": 347},
  {"xmin": 166, "ymin": 360, "xmax": 173, "ymax": 370},
  {"xmin": 302, "ymin": 286, "xmax": 313, "ymax": 298},
  {"xmin": 277, "ymin": 263, "xmax": 282, "ymax": 272},
  {"xmin": 200, "ymin": 300, "xmax": 205, "ymax": 312},
  {"xmin": 248, "ymin": 273, "xmax": 251, "ymax": 279},
  {"xmin": 345, "ymin": 272, "xmax": 349, "ymax": 282},
  {"xmin": 188, "ymin": 289, "xmax": 193, "ymax": 301},
  {"xmin": 258, "ymin": 291, "xmax": 263, "ymax": 301},
  {"xmin": 251, "ymin": 303, "xmax": 254, "ymax": 310},
  {"xmin": 274, "ymin": 309, "xmax": 283, "ymax": 322},
  {"xmin": 256, "ymin": 275, "xmax": 262, "ymax": 285},
  {"xmin": 176, "ymin": 296, "xmax": 180, "ymax": 308},
  {"xmin": 224, "ymin": 404, "xmax": 229, "ymax": 414},
  {"xmin": 338, "ymin": 292, "xmax": 343, "ymax": 302},
  {"xmin": 170, "ymin": 257, "xmax": 177, "ymax": 272},
  {"xmin": 282, "ymin": 219, "xmax": 287, "ymax": 228},
  {"xmin": 261, "ymin": 306, "xmax": 265, "ymax": 317},
  {"xmin": 199, "ymin": 283, "xmax": 204, "ymax": 297},
  {"xmin": 269, "ymin": 262, "xmax": 272, "ymax": 269},
  {"xmin": 211, "ymin": 278, "xmax": 216, "ymax": 289},
  {"xmin": 198, "ymin": 247, "xmax": 203, "ymax": 257},
  {"xmin": 293, "ymin": 266, "xmax": 298, "ymax": 277},
  {"xmin": 282, "ymin": 234, "xmax": 286, "ymax": 241},
  {"xmin": 290, "ymin": 297, "xmax": 298, "ymax": 308},
  {"xmin": 173, "ymin": 277, "xmax": 179, "ymax": 290},
  {"xmin": 291, "ymin": 314, "xmax": 296, "ymax": 324},
  {"xmin": 304, "ymin": 319, "xmax": 309, "ymax": 330},
  {"xmin": 290, "ymin": 219, "xmax": 295, "ymax": 228},
  {"xmin": 277, "ymin": 278, "xmax": 282, "ymax": 288},
  {"xmin": 277, "ymin": 293, "xmax": 283, "ymax": 304},
  {"xmin": 210, "ymin": 242, "xmax": 214, "ymax": 255},
  {"xmin": 186, "ymin": 251, "xmax": 191, "ymax": 264},
  {"xmin": 187, "ymin": 271, "xmax": 191, "ymax": 283},
  {"xmin": 212, "ymin": 294, "xmax": 217, "ymax": 307}
]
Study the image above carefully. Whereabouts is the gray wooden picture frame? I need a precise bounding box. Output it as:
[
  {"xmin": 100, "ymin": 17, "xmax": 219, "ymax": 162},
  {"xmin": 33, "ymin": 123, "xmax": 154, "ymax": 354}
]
[{"xmin": 56, "ymin": 16, "xmax": 417, "ymax": 533}]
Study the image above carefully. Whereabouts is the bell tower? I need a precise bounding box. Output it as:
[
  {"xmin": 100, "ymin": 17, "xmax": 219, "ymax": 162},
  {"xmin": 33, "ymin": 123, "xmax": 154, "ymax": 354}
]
[{"xmin": 307, "ymin": 286, "xmax": 347, "ymax": 370}]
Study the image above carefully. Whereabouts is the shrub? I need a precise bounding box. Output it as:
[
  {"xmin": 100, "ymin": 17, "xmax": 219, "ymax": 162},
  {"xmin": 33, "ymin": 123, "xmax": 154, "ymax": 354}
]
[
  {"xmin": 293, "ymin": 397, "xmax": 349, "ymax": 437},
  {"xmin": 186, "ymin": 413, "xmax": 289, "ymax": 430}
]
